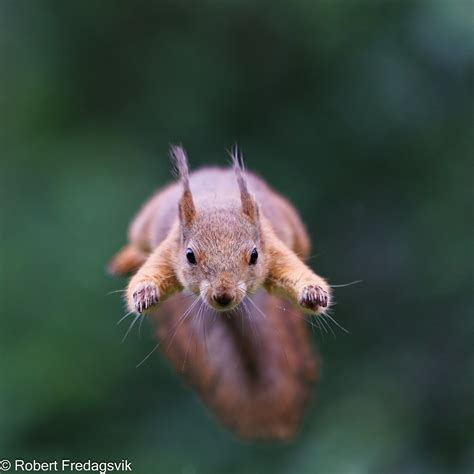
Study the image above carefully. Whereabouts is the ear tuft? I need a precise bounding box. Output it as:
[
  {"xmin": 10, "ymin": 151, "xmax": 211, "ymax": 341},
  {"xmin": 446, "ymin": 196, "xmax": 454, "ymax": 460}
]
[
  {"xmin": 170, "ymin": 145, "xmax": 195, "ymax": 227},
  {"xmin": 229, "ymin": 144, "xmax": 258, "ymax": 221},
  {"xmin": 170, "ymin": 144, "xmax": 190, "ymax": 187},
  {"xmin": 230, "ymin": 143, "xmax": 245, "ymax": 171}
]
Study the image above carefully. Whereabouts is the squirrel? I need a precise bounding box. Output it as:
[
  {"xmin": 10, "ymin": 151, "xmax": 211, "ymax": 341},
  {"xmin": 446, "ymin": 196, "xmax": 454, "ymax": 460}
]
[{"xmin": 108, "ymin": 145, "xmax": 331, "ymax": 440}]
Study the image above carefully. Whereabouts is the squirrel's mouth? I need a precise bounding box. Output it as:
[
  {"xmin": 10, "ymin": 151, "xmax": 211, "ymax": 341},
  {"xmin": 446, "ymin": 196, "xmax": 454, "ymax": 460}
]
[
  {"xmin": 205, "ymin": 293, "xmax": 243, "ymax": 312},
  {"xmin": 199, "ymin": 280, "xmax": 247, "ymax": 312}
]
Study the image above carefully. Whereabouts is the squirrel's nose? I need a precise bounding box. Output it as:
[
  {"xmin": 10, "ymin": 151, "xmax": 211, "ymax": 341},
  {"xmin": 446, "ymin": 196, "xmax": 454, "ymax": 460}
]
[{"xmin": 213, "ymin": 293, "xmax": 234, "ymax": 307}]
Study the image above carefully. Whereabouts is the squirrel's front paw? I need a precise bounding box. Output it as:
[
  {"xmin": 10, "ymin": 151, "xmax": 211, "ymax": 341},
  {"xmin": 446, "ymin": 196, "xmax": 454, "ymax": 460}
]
[
  {"xmin": 129, "ymin": 281, "xmax": 160, "ymax": 313},
  {"xmin": 299, "ymin": 285, "xmax": 329, "ymax": 313}
]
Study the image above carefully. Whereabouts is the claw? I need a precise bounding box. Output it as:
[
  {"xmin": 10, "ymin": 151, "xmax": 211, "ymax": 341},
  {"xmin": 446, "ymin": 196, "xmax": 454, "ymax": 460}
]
[
  {"xmin": 299, "ymin": 285, "xmax": 329, "ymax": 312},
  {"xmin": 132, "ymin": 282, "xmax": 160, "ymax": 313}
]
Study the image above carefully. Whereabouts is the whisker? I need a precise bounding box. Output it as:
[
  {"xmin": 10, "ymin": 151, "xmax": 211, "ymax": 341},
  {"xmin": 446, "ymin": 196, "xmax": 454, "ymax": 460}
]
[
  {"xmin": 180, "ymin": 282, "xmax": 209, "ymax": 370},
  {"xmin": 304, "ymin": 253, "xmax": 320, "ymax": 261},
  {"xmin": 138, "ymin": 313, "xmax": 146, "ymax": 337},
  {"xmin": 300, "ymin": 312, "xmax": 318, "ymax": 333},
  {"xmin": 242, "ymin": 291, "xmax": 289, "ymax": 368},
  {"xmin": 315, "ymin": 316, "xmax": 325, "ymax": 337},
  {"xmin": 199, "ymin": 298, "xmax": 210, "ymax": 358},
  {"xmin": 165, "ymin": 295, "xmax": 201, "ymax": 351},
  {"xmin": 330, "ymin": 280, "xmax": 363, "ymax": 288},
  {"xmin": 122, "ymin": 313, "xmax": 141, "ymax": 343},
  {"xmin": 239, "ymin": 302, "xmax": 246, "ymax": 332},
  {"xmin": 322, "ymin": 312, "xmax": 349, "ymax": 333},
  {"xmin": 136, "ymin": 340, "xmax": 161, "ymax": 368},
  {"xmin": 107, "ymin": 289, "xmax": 126, "ymax": 296},
  {"xmin": 319, "ymin": 314, "xmax": 335, "ymax": 338},
  {"xmin": 243, "ymin": 293, "xmax": 267, "ymax": 319},
  {"xmin": 117, "ymin": 310, "xmax": 134, "ymax": 326},
  {"xmin": 241, "ymin": 298, "xmax": 259, "ymax": 345},
  {"xmin": 316, "ymin": 314, "xmax": 328, "ymax": 335},
  {"xmin": 196, "ymin": 283, "xmax": 211, "ymax": 358},
  {"xmin": 176, "ymin": 291, "xmax": 200, "ymax": 300},
  {"xmin": 182, "ymin": 300, "xmax": 203, "ymax": 371}
]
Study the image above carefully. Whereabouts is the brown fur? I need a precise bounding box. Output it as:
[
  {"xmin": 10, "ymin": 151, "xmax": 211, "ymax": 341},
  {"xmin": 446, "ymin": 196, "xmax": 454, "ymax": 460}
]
[
  {"xmin": 108, "ymin": 146, "xmax": 331, "ymax": 440},
  {"xmin": 108, "ymin": 245, "xmax": 148, "ymax": 276}
]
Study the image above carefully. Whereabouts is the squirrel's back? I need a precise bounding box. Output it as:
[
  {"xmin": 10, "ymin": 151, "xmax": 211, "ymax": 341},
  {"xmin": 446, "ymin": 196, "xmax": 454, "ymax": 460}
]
[{"xmin": 129, "ymin": 167, "xmax": 310, "ymax": 258}]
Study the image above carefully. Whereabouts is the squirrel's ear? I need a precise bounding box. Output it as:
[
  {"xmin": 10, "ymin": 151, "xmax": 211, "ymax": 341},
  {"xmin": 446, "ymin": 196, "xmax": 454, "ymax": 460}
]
[
  {"xmin": 230, "ymin": 144, "xmax": 258, "ymax": 222},
  {"xmin": 170, "ymin": 145, "xmax": 195, "ymax": 227}
]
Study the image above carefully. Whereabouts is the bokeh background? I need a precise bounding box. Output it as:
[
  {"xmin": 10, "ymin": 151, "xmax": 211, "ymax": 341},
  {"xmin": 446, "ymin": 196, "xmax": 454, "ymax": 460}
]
[{"xmin": 1, "ymin": 1, "xmax": 473, "ymax": 473}]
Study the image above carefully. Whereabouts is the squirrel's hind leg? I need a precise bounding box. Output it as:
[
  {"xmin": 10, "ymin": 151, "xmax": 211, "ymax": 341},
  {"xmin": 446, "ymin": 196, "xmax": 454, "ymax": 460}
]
[
  {"xmin": 126, "ymin": 224, "xmax": 183, "ymax": 314},
  {"xmin": 107, "ymin": 245, "xmax": 148, "ymax": 276}
]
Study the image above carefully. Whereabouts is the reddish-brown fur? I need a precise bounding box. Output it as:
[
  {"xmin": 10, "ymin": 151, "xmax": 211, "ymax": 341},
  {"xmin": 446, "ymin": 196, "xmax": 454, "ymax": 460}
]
[{"xmin": 108, "ymin": 147, "xmax": 331, "ymax": 440}]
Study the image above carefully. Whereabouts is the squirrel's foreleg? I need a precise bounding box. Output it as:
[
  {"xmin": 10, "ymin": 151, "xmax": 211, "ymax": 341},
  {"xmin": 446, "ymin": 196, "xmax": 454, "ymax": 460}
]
[
  {"xmin": 263, "ymin": 223, "xmax": 330, "ymax": 315},
  {"xmin": 126, "ymin": 224, "xmax": 182, "ymax": 314}
]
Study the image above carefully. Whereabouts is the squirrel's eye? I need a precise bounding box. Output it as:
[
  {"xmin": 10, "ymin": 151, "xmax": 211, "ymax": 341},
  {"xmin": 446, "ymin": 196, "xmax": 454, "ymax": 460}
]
[
  {"xmin": 249, "ymin": 247, "xmax": 258, "ymax": 265},
  {"xmin": 186, "ymin": 248, "xmax": 197, "ymax": 265}
]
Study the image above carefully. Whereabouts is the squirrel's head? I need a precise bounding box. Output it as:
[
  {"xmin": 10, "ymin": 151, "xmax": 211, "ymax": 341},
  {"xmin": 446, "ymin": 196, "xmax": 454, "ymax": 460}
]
[{"xmin": 171, "ymin": 145, "xmax": 266, "ymax": 311}]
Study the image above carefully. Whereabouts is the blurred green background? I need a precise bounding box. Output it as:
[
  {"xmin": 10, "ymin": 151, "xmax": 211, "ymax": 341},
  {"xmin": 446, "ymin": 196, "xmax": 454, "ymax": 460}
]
[{"xmin": 1, "ymin": 1, "xmax": 473, "ymax": 473}]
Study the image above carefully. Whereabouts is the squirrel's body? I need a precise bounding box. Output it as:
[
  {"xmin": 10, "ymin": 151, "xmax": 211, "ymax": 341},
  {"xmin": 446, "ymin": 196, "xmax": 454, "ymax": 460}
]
[{"xmin": 109, "ymin": 147, "xmax": 331, "ymax": 440}]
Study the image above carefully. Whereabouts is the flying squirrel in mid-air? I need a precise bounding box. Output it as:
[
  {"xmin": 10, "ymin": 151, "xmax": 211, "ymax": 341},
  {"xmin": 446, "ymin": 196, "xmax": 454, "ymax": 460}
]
[{"xmin": 108, "ymin": 145, "xmax": 332, "ymax": 440}]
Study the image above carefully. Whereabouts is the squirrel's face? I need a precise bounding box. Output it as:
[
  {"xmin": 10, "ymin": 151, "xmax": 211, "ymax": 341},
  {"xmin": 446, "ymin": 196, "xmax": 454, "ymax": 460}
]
[{"xmin": 177, "ymin": 209, "xmax": 265, "ymax": 311}]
